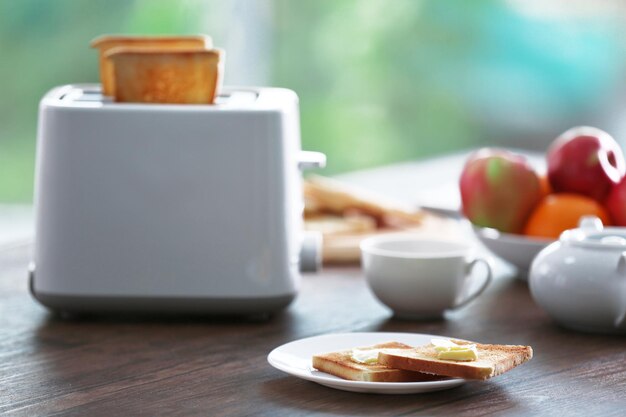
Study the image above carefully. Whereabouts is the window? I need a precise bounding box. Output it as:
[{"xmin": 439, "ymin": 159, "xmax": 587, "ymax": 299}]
[{"xmin": 1, "ymin": 0, "xmax": 625, "ymax": 202}]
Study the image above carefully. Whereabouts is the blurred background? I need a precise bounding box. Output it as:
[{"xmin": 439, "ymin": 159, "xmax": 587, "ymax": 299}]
[{"xmin": 1, "ymin": 0, "xmax": 626, "ymax": 206}]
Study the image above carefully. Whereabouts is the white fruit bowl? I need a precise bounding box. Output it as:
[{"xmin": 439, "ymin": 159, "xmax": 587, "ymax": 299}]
[{"xmin": 472, "ymin": 226, "xmax": 552, "ymax": 278}]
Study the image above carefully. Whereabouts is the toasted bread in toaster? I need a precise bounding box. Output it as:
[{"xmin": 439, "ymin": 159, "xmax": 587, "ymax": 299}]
[
  {"xmin": 91, "ymin": 35, "xmax": 212, "ymax": 96},
  {"xmin": 106, "ymin": 48, "xmax": 223, "ymax": 104},
  {"xmin": 312, "ymin": 341, "xmax": 448, "ymax": 382},
  {"xmin": 378, "ymin": 339, "xmax": 533, "ymax": 380}
]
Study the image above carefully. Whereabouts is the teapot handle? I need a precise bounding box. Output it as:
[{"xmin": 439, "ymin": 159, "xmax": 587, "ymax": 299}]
[{"xmin": 614, "ymin": 252, "xmax": 626, "ymax": 328}]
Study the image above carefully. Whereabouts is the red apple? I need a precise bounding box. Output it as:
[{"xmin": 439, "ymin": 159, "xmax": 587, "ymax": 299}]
[
  {"xmin": 606, "ymin": 177, "xmax": 626, "ymax": 226},
  {"xmin": 460, "ymin": 149, "xmax": 542, "ymax": 233},
  {"xmin": 547, "ymin": 126, "xmax": 625, "ymax": 201}
]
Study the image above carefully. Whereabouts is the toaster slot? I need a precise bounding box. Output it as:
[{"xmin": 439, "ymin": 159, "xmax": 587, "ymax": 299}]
[
  {"xmin": 214, "ymin": 90, "xmax": 258, "ymax": 106},
  {"xmin": 56, "ymin": 85, "xmax": 258, "ymax": 106},
  {"xmin": 59, "ymin": 87, "xmax": 111, "ymax": 103}
]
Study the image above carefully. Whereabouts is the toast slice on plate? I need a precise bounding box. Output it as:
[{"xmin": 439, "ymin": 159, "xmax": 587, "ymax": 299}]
[
  {"xmin": 312, "ymin": 341, "xmax": 448, "ymax": 382},
  {"xmin": 378, "ymin": 339, "xmax": 533, "ymax": 380}
]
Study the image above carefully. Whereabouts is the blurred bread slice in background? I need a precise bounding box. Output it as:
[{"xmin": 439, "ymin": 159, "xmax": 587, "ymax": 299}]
[
  {"xmin": 91, "ymin": 35, "xmax": 212, "ymax": 97},
  {"xmin": 303, "ymin": 176, "xmax": 462, "ymax": 264},
  {"xmin": 106, "ymin": 48, "xmax": 223, "ymax": 104},
  {"xmin": 304, "ymin": 214, "xmax": 377, "ymax": 236},
  {"xmin": 304, "ymin": 175, "xmax": 425, "ymax": 227}
]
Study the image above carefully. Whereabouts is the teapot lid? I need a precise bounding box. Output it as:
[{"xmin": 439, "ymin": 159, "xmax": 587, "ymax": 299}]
[{"xmin": 560, "ymin": 216, "xmax": 626, "ymax": 249}]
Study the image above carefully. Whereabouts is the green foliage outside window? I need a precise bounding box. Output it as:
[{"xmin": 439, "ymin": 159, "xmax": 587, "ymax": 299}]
[{"xmin": 0, "ymin": 0, "xmax": 623, "ymax": 202}]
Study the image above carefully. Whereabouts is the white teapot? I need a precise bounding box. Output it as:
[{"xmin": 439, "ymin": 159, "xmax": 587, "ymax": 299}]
[{"xmin": 529, "ymin": 216, "xmax": 626, "ymax": 334}]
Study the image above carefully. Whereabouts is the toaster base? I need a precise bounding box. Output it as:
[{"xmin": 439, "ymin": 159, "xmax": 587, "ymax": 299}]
[
  {"xmin": 31, "ymin": 291, "xmax": 295, "ymax": 317},
  {"xmin": 30, "ymin": 269, "xmax": 295, "ymax": 317}
]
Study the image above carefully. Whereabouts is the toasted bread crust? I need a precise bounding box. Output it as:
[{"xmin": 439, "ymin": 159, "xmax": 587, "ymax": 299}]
[
  {"xmin": 90, "ymin": 35, "xmax": 211, "ymax": 48},
  {"xmin": 312, "ymin": 342, "xmax": 447, "ymax": 382},
  {"xmin": 378, "ymin": 340, "xmax": 533, "ymax": 380}
]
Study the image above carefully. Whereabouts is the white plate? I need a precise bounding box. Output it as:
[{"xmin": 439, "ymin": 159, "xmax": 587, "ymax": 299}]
[{"xmin": 267, "ymin": 332, "xmax": 466, "ymax": 394}]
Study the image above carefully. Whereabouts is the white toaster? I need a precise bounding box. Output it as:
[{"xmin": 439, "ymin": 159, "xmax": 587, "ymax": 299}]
[{"xmin": 31, "ymin": 84, "xmax": 324, "ymax": 316}]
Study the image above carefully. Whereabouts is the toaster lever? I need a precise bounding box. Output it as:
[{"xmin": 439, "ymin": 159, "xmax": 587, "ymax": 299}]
[
  {"xmin": 298, "ymin": 151, "xmax": 326, "ymax": 170},
  {"xmin": 300, "ymin": 232, "xmax": 323, "ymax": 273}
]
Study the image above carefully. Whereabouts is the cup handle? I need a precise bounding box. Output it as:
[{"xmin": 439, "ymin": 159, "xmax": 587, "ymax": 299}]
[{"xmin": 453, "ymin": 258, "xmax": 493, "ymax": 309}]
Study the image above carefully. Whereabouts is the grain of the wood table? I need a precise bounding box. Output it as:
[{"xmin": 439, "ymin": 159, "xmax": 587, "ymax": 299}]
[{"xmin": 1, "ymin": 242, "xmax": 625, "ymax": 416}]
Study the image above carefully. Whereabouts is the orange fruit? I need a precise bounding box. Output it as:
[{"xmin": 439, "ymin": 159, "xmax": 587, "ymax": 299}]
[
  {"xmin": 524, "ymin": 193, "xmax": 611, "ymax": 239},
  {"xmin": 538, "ymin": 174, "xmax": 552, "ymax": 198}
]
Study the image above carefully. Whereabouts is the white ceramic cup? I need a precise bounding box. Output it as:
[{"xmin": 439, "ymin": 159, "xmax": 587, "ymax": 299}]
[{"xmin": 360, "ymin": 235, "xmax": 492, "ymax": 319}]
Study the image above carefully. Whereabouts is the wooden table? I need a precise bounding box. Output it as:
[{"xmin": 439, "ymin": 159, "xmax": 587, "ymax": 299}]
[{"xmin": 1, "ymin": 242, "xmax": 626, "ymax": 416}]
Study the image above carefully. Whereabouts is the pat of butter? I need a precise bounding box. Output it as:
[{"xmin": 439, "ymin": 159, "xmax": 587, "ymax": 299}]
[
  {"xmin": 431, "ymin": 338, "xmax": 477, "ymax": 361},
  {"xmin": 351, "ymin": 348, "xmax": 379, "ymax": 364},
  {"xmin": 436, "ymin": 348, "xmax": 477, "ymax": 361}
]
